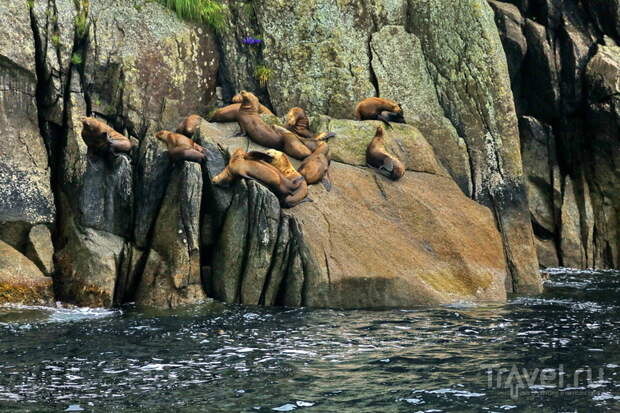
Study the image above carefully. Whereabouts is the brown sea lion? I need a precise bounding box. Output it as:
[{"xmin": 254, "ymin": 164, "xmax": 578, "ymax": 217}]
[
  {"xmin": 366, "ymin": 126, "xmax": 405, "ymax": 181},
  {"xmin": 284, "ymin": 107, "xmax": 314, "ymax": 139},
  {"xmin": 232, "ymin": 92, "xmax": 274, "ymax": 116},
  {"xmin": 175, "ymin": 114, "xmax": 203, "ymax": 138},
  {"xmin": 284, "ymin": 107, "xmax": 337, "ymax": 145},
  {"xmin": 237, "ymin": 91, "xmax": 283, "ymax": 149},
  {"xmin": 210, "ymin": 92, "xmax": 275, "ymax": 123},
  {"xmin": 210, "ymin": 103, "xmax": 242, "ymax": 123},
  {"xmin": 298, "ymin": 141, "xmax": 332, "ymax": 191},
  {"xmin": 354, "ymin": 97, "xmax": 405, "ymax": 128},
  {"xmin": 81, "ymin": 117, "xmax": 134, "ymax": 155},
  {"xmin": 212, "ymin": 148, "xmax": 304, "ymax": 205},
  {"xmin": 272, "ymin": 125, "xmax": 313, "ymax": 160},
  {"xmin": 155, "ymin": 130, "xmax": 206, "ymax": 163},
  {"xmin": 265, "ymin": 149, "xmax": 311, "ymax": 207}
]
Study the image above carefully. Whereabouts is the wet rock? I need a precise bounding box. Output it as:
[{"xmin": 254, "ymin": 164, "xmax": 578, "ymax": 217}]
[
  {"xmin": 55, "ymin": 217, "xmax": 126, "ymax": 308},
  {"xmin": 535, "ymin": 237, "xmax": 559, "ymax": 269},
  {"xmin": 560, "ymin": 177, "xmax": 586, "ymax": 268},
  {"xmin": 135, "ymin": 162, "xmax": 206, "ymax": 308},
  {"xmin": 0, "ymin": 240, "xmax": 54, "ymax": 306},
  {"xmin": 24, "ymin": 225, "xmax": 55, "ymax": 276}
]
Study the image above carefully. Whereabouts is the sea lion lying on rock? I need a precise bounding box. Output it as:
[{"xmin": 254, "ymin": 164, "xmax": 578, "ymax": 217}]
[
  {"xmin": 366, "ymin": 126, "xmax": 405, "ymax": 181},
  {"xmin": 355, "ymin": 97, "xmax": 405, "ymax": 127},
  {"xmin": 298, "ymin": 141, "xmax": 332, "ymax": 191},
  {"xmin": 265, "ymin": 149, "xmax": 312, "ymax": 206},
  {"xmin": 175, "ymin": 114, "xmax": 203, "ymax": 138},
  {"xmin": 212, "ymin": 148, "xmax": 306, "ymax": 208},
  {"xmin": 271, "ymin": 125, "xmax": 313, "ymax": 160},
  {"xmin": 155, "ymin": 130, "xmax": 206, "ymax": 163},
  {"xmin": 284, "ymin": 107, "xmax": 314, "ymax": 139},
  {"xmin": 236, "ymin": 91, "xmax": 284, "ymax": 149},
  {"xmin": 284, "ymin": 107, "xmax": 336, "ymax": 149},
  {"xmin": 81, "ymin": 117, "xmax": 134, "ymax": 156},
  {"xmin": 210, "ymin": 91, "xmax": 274, "ymax": 123}
]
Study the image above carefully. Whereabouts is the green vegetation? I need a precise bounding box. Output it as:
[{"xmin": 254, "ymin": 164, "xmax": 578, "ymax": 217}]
[
  {"xmin": 51, "ymin": 33, "xmax": 61, "ymax": 48},
  {"xmin": 157, "ymin": 0, "xmax": 227, "ymax": 31},
  {"xmin": 71, "ymin": 52, "xmax": 83, "ymax": 65},
  {"xmin": 73, "ymin": 0, "xmax": 90, "ymax": 38},
  {"xmin": 254, "ymin": 65, "xmax": 272, "ymax": 87}
]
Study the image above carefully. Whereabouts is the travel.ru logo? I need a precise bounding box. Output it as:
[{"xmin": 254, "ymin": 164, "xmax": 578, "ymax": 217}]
[{"xmin": 481, "ymin": 364, "xmax": 608, "ymax": 399}]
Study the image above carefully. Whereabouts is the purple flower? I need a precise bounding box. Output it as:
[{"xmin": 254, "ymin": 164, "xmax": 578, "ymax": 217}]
[{"xmin": 242, "ymin": 36, "xmax": 262, "ymax": 45}]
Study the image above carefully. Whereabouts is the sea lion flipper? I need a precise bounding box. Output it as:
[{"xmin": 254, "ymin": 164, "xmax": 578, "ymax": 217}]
[
  {"xmin": 382, "ymin": 158, "xmax": 394, "ymax": 172},
  {"xmin": 244, "ymin": 151, "xmax": 275, "ymax": 163},
  {"xmin": 321, "ymin": 170, "xmax": 332, "ymax": 192}
]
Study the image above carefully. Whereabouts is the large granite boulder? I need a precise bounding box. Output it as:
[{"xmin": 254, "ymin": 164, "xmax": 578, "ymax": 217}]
[
  {"xmin": 200, "ymin": 120, "xmax": 508, "ymax": 307},
  {"xmin": 0, "ymin": 240, "xmax": 54, "ymax": 306}
]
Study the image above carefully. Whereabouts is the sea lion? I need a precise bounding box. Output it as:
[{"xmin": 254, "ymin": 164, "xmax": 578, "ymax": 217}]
[
  {"xmin": 366, "ymin": 126, "xmax": 405, "ymax": 181},
  {"xmin": 272, "ymin": 125, "xmax": 313, "ymax": 160},
  {"xmin": 284, "ymin": 107, "xmax": 337, "ymax": 147},
  {"xmin": 212, "ymin": 148, "xmax": 304, "ymax": 205},
  {"xmin": 284, "ymin": 107, "xmax": 314, "ymax": 139},
  {"xmin": 81, "ymin": 117, "xmax": 134, "ymax": 155},
  {"xmin": 155, "ymin": 130, "xmax": 206, "ymax": 163},
  {"xmin": 264, "ymin": 149, "xmax": 311, "ymax": 207},
  {"xmin": 210, "ymin": 92, "xmax": 274, "ymax": 123},
  {"xmin": 236, "ymin": 91, "xmax": 283, "ymax": 149},
  {"xmin": 298, "ymin": 141, "xmax": 332, "ymax": 191},
  {"xmin": 175, "ymin": 114, "xmax": 203, "ymax": 138},
  {"xmin": 232, "ymin": 92, "xmax": 275, "ymax": 117},
  {"xmin": 354, "ymin": 97, "xmax": 405, "ymax": 127},
  {"xmin": 210, "ymin": 103, "xmax": 242, "ymax": 123}
]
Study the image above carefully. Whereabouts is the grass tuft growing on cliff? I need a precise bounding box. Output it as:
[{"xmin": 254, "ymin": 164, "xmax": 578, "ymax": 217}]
[{"xmin": 157, "ymin": 0, "xmax": 226, "ymax": 31}]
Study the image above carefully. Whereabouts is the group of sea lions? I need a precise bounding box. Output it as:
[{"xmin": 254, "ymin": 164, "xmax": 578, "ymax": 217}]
[{"xmin": 79, "ymin": 93, "xmax": 406, "ymax": 208}]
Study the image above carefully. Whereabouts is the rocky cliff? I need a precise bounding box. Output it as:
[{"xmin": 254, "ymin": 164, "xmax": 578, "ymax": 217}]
[
  {"xmin": 490, "ymin": 0, "xmax": 620, "ymax": 269},
  {"xmin": 0, "ymin": 0, "xmax": 562, "ymax": 308}
]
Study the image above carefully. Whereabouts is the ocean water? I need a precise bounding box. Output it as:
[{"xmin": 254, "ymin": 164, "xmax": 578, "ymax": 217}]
[{"xmin": 0, "ymin": 269, "xmax": 619, "ymax": 412}]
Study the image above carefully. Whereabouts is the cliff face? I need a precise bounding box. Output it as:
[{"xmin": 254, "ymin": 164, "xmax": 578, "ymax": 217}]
[
  {"xmin": 0, "ymin": 0, "xmax": 552, "ymax": 308},
  {"xmin": 490, "ymin": 0, "xmax": 620, "ymax": 269}
]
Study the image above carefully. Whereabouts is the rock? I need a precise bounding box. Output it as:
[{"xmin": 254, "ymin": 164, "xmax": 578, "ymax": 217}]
[
  {"xmin": 0, "ymin": 240, "xmax": 54, "ymax": 306},
  {"xmin": 522, "ymin": 19, "xmax": 560, "ymax": 122},
  {"xmin": 368, "ymin": 25, "xmax": 472, "ymax": 195},
  {"xmin": 518, "ymin": 116, "xmax": 559, "ymax": 234},
  {"xmin": 133, "ymin": 135, "xmax": 173, "ymax": 249},
  {"xmin": 24, "ymin": 225, "xmax": 55, "ymax": 276},
  {"xmin": 588, "ymin": 0, "xmax": 620, "ymax": 40},
  {"xmin": 55, "ymin": 217, "xmax": 126, "ymax": 308},
  {"xmin": 407, "ymin": 0, "xmax": 542, "ymax": 293},
  {"xmin": 535, "ymin": 237, "xmax": 559, "ymax": 269},
  {"xmin": 0, "ymin": 1, "xmax": 55, "ymax": 248},
  {"xmin": 135, "ymin": 162, "xmax": 206, "ymax": 308},
  {"xmin": 78, "ymin": 155, "xmax": 134, "ymax": 238},
  {"xmin": 560, "ymin": 177, "xmax": 586, "ymax": 268},
  {"xmin": 489, "ymin": 1, "xmax": 527, "ymax": 82},
  {"xmin": 311, "ymin": 117, "xmax": 448, "ymax": 176},
  {"xmin": 201, "ymin": 122, "xmax": 508, "ymax": 308},
  {"xmin": 585, "ymin": 43, "xmax": 620, "ymax": 268}
]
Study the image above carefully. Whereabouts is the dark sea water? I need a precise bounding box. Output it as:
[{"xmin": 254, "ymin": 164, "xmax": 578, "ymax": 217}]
[{"xmin": 0, "ymin": 269, "xmax": 619, "ymax": 412}]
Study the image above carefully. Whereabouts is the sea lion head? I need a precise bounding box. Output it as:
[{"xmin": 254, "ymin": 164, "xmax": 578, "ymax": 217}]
[
  {"xmin": 81, "ymin": 116, "xmax": 101, "ymax": 135},
  {"xmin": 155, "ymin": 130, "xmax": 171, "ymax": 143},
  {"xmin": 265, "ymin": 149, "xmax": 298, "ymax": 177},
  {"xmin": 240, "ymin": 91, "xmax": 260, "ymax": 112},
  {"xmin": 375, "ymin": 126, "xmax": 385, "ymax": 140},
  {"xmin": 231, "ymin": 91, "xmax": 246, "ymax": 104},
  {"xmin": 285, "ymin": 107, "xmax": 305, "ymax": 127}
]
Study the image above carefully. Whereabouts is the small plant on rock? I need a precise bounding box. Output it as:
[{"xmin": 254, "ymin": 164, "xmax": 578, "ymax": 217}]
[{"xmin": 254, "ymin": 65, "xmax": 272, "ymax": 88}]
